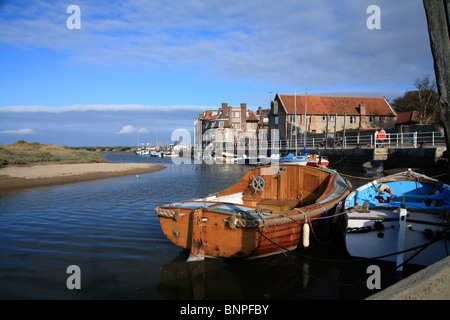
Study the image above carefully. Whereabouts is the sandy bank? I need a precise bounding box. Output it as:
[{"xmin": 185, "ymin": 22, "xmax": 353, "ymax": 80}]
[{"xmin": 0, "ymin": 162, "xmax": 165, "ymax": 190}]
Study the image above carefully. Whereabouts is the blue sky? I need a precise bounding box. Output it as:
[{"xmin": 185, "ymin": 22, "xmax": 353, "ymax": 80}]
[{"xmin": 0, "ymin": 0, "xmax": 435, "ymax": 147}]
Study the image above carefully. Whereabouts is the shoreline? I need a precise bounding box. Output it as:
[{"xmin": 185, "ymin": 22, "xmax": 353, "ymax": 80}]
[{"xmin": 0, "ymin": 162, "xmax": 166, "ymax": 191}]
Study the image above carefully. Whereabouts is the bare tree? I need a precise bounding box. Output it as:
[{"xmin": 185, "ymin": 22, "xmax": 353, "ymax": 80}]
[{"xmin": 414, "ymin": 75, "xmax": 439, "ymax": 124}]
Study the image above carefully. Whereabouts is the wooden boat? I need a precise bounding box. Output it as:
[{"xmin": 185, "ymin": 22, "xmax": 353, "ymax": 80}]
[
  {"xmin": 342, "ymin": 169, "xmax": 450, "ymax": 269},
  {"xmin": 155, "ymin": 164, "xmax": 351, "ymax": 261}
]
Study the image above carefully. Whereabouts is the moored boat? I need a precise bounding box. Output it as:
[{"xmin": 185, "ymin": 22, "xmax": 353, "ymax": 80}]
[
  {"xmin": 362, "ymin": 160, "xmax": 384, "ymax": 175},
  {"xmin": 155, "ymin": 164, "xmax": 351, "ymax": 261},
  {"xmin": 342, "ymin": 169, "xmax": 450, "ymax": 269},
  {"xmin": 306, "ymin": 153, "xmax": 329, "ymax": 167},
  {"xmin": 279, "ymin": 153, "xmax": 309, "ymax": 165},
  {"xmin": 279, "ymin": 153, "xmax": 329, "ymax": 167}
]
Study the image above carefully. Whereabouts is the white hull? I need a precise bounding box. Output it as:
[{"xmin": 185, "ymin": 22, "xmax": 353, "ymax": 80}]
[
  {"xmin": 280, "ymin": 160, "xmax": 308, "ymax": 166},
  {"xmin": 345, "ymin": 208, "xmax": 448, "ymax": 266}
]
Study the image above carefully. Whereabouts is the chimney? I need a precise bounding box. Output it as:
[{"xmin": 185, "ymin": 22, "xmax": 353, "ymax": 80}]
[
  {"xmin": 221, "ymin": 103, "xmax": 228, "ymax": 115},
  {"xmin": 359, "ymin": 103, "xmax": 367, "ymax": 129},
  {"xmin": 241, "ymin": 103, "xmax": 247, "ymax": 127}
]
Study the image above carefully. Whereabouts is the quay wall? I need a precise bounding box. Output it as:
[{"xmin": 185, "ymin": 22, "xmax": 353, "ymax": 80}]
[
  {"xmin": 318, "ymin": 147, "xmax": 447, "ymax": 168},
  {"xmin": 366, "ymin": 255, "xmax": 450, "ymax": 300}
]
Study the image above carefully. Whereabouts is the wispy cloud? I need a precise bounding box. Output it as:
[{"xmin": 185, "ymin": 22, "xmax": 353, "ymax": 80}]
[
  {"xmin": 1, "ymin": 128, "xmax": 36, "ymax": 134},
  {"xmin": 0, "ymin": 104, "xmax": 209, "ymax": 113},
  {"xmin": 116, "ymin": 125, "xmax": 149, "ymax": 134},
  {"xmin": 0, "ymin": 0, "xmax": 434, "ymax": 90}
]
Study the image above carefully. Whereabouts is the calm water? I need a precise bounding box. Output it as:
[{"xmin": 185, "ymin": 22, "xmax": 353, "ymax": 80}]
[{"xmin": 0, "ymin": 154, "xmax": 420, "ymax": 300}]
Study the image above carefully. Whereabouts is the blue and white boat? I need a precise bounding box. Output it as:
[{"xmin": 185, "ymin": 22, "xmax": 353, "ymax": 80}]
[
  {"xmin": 279, "ymin": 153, "xmax": 310, "ymax": 165},
  {"xmin": 342, "ymin": 169, "xmax": 450, "ymax": 269}
]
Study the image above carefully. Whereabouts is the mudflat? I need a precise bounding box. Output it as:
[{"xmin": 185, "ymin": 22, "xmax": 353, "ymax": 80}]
[{"xmin": 0, "ymin": 162, "xmax": 165, "ymax": 190}]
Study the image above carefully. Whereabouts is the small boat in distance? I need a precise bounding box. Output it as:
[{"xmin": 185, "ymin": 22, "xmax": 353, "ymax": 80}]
[
  {"xmin": 342, "ymin": 169, "xmax": 450, "ymax": 270},
  {"xmin": 136, "ymin": 147, "xmax": 150, "ymax": 155},
  {"xmin": 362, "ymin": 160, "xmax": 384, "ymax": 175},
  {"xmin": 279, "ymin": 153, "xmax": 309, "ymax": 165},
  {"xmin": 306, "ymin": 153, "xmax": 329, "ymax": 167},
  {"xmin": 155, "ymin": 164, "xmax": 351, "ymax": 261},
  {"xmin": 279, "ymin": 153, "xmax": 329, "ymax": 167}
]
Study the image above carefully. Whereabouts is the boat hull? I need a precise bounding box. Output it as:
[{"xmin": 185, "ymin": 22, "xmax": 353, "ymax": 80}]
[
  {"xmin": 307, "ymin": 159, "xmax": 329, "ymax": 167},
  {"xmin": 343, "ymin": 170, "xmax": 450, "ymax": 267},
  {"xmin": 158, "ymin": 208, "xmax": 306, "ymax": 258}
]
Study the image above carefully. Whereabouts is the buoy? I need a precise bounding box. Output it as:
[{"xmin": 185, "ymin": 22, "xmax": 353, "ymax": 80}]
[{"xmin": 302, "ymin": 222, "xmax": 310, "ymax": 248}]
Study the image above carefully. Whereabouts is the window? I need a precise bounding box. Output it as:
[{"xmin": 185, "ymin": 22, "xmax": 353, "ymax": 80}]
[
  {"xmin": 274, "ymin": 116, "xmax": 279, "ymax": 125},
  {"xmin": 242, "ymin": 123, "xmax": 246, "ymax": 129},
  {"xmin": 235, "ymin": 123, "xmax": 240, "ymax": 129},
  {"xmin": 322, "ymin": 116, "xmax": 327, "ymax": 121},
  {"xmin": 369, "ymin": 116, "xmax": 376, "ymax": 123},
  {"xmin": 233, "ymin": 112, "xmax": 240, "ymax": 118},
  {"xmin": 290, "ymin": 115, "xmax": 296, "ymax": 123},
  {"xmin": 350, "ymin": 116, "xmax": 356, "ymax": 124},
  {"xmin": 329, "ymin": 115, "xmax": 335, "ymax": 121},
  {"xmin": 379, "ymin": 116, "xmax": 385, "ymax": 121}
]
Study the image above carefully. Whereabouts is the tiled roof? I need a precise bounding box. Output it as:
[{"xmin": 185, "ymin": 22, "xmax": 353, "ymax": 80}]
[
  {"xmin": 203, "ymin": 111, "xmax": 219, "ymax": 120},
  {"xmin": 277, "ymin": 94, "xmax": 397, "ymax": 116},
  {"xmin": 396, "ymin": 110, "xmax": 439, "ymax": 124},
  {"xmin": 396, "ymin": 111, "xmax": 418, "ymax": 124}
]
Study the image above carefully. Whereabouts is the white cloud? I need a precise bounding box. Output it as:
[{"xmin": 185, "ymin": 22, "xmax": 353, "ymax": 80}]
[
  {"xmin": 116, "ymin": 125, "xmax": 150, "ymax": 134},
  {"xmin": 0, "ymin": 104, "xmax": 209, "ymax": 113},
  {"xmin": 117, "ymin": 125, "xmax": 136, "ymax": 134},
  {"xmin": 137, "ymin": 127, "xmax": 149, "ymax": 133},
  {"xmin": 1, "ymin": 128, "xmax": 36, "ymax": 134}
]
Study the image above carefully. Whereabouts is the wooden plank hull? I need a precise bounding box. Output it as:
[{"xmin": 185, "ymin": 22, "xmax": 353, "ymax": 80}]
[{"xmin": 156, "ymin": 164, "xmax": 351, "ymax": 260}]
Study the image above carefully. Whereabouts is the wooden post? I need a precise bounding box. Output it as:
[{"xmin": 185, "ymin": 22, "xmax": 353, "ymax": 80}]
[
  {"xmin": 423, "ymin": 0, "xmax": 450, "ymax": 181},
  {"xmin": 333, "ymin": 113, "xmax": 337, "ymax": 160},
  {"xmin": 341, "ymin": 111, "xmax": 347, "ymax": 166},
  {"xmin": 187, "ymin": 209, "xmax": 205, "ymax": 262},
  {"xmin": 325, "ymin": 114, "xmax": 329, "ymax": 153}
]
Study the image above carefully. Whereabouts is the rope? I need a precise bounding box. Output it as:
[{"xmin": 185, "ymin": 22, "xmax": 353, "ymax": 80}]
[
  {"xmin": 339, "ymin": 172, "xmax": 379, "ymax": 181},
  {"xmin": 253, "ymin": 211, "xmax": 365, "ymax": 287}
]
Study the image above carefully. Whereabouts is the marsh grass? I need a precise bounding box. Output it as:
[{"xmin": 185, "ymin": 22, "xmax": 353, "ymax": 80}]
[{"xmin": 0, "ymin": 140, "xmax": 108, "ymax": 167}]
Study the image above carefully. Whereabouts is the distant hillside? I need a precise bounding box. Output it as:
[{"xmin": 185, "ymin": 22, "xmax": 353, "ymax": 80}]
[{"xmin": 0, "ymin": 140, "xmax": 108, "ymax": 167}]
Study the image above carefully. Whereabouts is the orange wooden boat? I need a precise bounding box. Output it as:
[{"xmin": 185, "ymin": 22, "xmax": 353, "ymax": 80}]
[{"xmin": 155, "ymin": 164, "xmax": 351, "ymax": 261}]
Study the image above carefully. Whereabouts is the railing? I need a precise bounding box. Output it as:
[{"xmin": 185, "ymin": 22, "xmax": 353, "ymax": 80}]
[
  {"xmin": 287, "ymin": 131, "xmax": 446, "ymax": 150},
  {"xmin": 198, "ymin": 131, "xmax": 446, "ymax": 156}
]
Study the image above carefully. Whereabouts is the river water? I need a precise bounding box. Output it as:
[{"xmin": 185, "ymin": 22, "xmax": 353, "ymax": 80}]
[{"xmin": 0, "ymin": 154, "xmax": 422, "ymax": 300}]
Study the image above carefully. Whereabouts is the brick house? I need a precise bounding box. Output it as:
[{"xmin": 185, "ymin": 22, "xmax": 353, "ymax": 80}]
[
  {"xmin": 269, "ymin": 93, "xmax": 397, "ymax": 147},
  {"xmin": 194, "ymin": 103, "xmax": 270, "ymax": 152}
]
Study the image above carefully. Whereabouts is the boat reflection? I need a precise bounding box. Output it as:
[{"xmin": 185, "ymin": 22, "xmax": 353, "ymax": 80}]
[
  {"xmin": 157, "ymin": 250, "xmax": 315, "ymax": 300},
  {"xmin": 156, "ymin": 240, "xmax": 375, "ymax": 300}
]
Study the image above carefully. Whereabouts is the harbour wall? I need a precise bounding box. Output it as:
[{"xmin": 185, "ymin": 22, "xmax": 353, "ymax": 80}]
[
  {"xmin": 366, "ymin": 255, "xmax": 450, "ymax": 300},
  {"xmin": 318, "ymin": 146, "xmax": 447, "ymax": 169}
]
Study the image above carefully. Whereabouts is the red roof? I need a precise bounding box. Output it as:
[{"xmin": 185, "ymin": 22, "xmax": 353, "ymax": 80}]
[
  {"xmin": 203, "ymin": 111, "xmax": 219, "ymax": 120},
  {"xmin": 277, "ymin": 94, "xmax": 396, "ymax": 116}
]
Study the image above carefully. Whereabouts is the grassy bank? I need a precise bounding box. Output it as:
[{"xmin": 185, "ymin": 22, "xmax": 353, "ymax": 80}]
[{"xmin": 0, "ymin": 140, "xmax": 108, "ymax": 167}]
